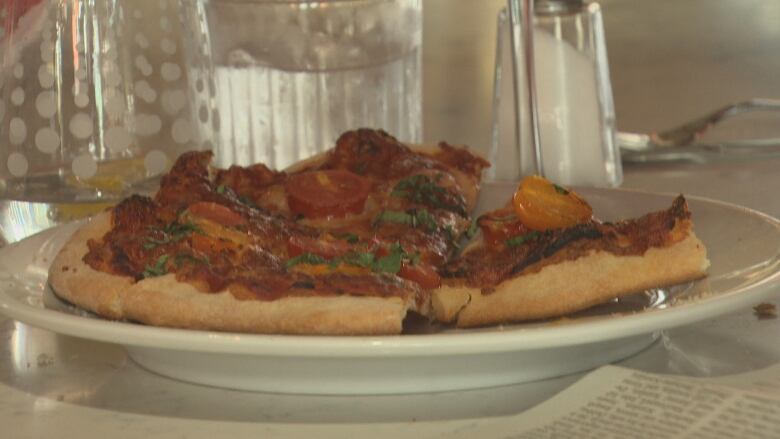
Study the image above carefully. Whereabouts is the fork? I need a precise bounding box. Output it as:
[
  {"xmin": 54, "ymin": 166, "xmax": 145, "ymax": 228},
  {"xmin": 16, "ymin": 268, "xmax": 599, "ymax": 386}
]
[{"xmin": 617, "ymin": 98, "xmax": 780, "ymax": 152}]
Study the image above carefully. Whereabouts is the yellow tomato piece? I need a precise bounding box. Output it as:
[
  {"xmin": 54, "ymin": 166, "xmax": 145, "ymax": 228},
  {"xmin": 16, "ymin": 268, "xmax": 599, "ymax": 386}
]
[{"xmin": 512, "ymin": 175, "xmax": 593, "ymax": 231}]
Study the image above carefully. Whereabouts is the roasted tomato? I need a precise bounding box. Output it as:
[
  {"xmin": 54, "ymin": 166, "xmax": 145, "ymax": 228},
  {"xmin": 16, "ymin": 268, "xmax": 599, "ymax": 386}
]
[
  {"xmin": 287, "ymin": 235, "xmax": 352, "ymax": 259},
  {"xmin": 191, "ymin": 233, "xmax": 240, "ymax": 254},
  {"xmin": 478, "ymin": 205, "xmax": 529, "ymax": 246},
  {"xmin": 187, "ymin": 201, "xmax": 247, "ymax": 227},
  {"xmin": 286, "ymin": 169, "xmax": 372, "ymax": 219},
  {"xmin": 512, "ymin": 175, "xmax": 592, "ymax": 231},
  {"xmin": 398, "ymin": 262, "xmax": 441, "ymax": 289}
]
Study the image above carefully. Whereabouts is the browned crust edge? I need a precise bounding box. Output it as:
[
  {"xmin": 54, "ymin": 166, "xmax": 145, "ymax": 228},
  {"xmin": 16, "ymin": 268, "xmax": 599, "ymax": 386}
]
[
  {"xmin": 432, "ymin": 226, "xmax": 710, "ymax": 327},
  {"xmin": 48, "ymin": 212, "xmax": 410, "ymax": 335}
]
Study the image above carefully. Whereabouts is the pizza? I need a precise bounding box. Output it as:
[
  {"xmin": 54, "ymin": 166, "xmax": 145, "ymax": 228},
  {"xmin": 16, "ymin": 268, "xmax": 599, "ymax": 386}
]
[
  {"xmin": 49, "ymin": 129, "xmax": 489, "ymax": 335},
  {"xmin": 48, "ymin": 129, "xmax": 709, "ymax": 335},
  {"xmin": 433, "ymin": 176, "xmax": 709, "ymax": 327}
]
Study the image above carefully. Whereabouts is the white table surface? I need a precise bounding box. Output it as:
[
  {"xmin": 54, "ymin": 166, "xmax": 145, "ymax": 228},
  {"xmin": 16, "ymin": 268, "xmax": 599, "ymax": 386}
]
[{"xmin": 3, "ymin": 1, "xmax": 780, "ymax": 437}]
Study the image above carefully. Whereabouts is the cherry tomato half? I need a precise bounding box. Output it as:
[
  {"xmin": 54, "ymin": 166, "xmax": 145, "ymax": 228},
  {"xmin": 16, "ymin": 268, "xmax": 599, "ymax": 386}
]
[
  {"xmin": 512, "ymin": 175, "xmax": 592, "ymax": 231},
  {"xmin": 286, "ymin": 169, "xmax": 372, "ymax": 219}
]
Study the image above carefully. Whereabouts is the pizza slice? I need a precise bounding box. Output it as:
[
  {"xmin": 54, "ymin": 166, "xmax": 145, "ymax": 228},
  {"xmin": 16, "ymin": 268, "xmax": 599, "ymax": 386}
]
[
  {"xmin": 433, "ymin": 176, "xmax": 710, "ymax": 327},
  {"xmin": 49, "ymin": 129, "xmax": 490, "ymax": 335}
]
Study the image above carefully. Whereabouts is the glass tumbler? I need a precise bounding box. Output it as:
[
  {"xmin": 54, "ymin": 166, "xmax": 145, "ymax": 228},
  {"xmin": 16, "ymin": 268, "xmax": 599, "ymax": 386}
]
[
  {"xmin": 203, "ymin": 0, "xmax": 423, "ymax": 169},
  {"xmin": 0, "ymin": 0, "xmax": 217, "ymax": 243}
]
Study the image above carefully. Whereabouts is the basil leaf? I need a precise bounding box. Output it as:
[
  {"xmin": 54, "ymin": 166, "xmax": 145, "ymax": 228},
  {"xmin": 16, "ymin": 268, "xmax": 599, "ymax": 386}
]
[
  {"xmin": 375, "ymin": 209, "xmax": 440, "ymax": 233},
  {"xmin": 144, "ymin": 222, "xmax": 203, "ymax": 249},
  {"xmin": 505, "ymin": 231, "xmax": 541, "ymax": 248},
  {"xmin": 391, "ymin": 174, "xmax": 466, "ymax": 215},
  {"xmin": 413, "ymin": 209, "xmax": 438, "ymax": 232},
  {"xmin": 163, "ymin": 222, "xmax": 203, "ymax": 236},
  {"xmin": 374, "ymin": 251, "xmax": 402, "ymax": 274},
  {"xmin": 337, "ymin": 233, "xmax": 360, "ymax": 244},
  {"xmin": 285, "ymin": 253, "xmax": 327, "ymax": 269},
  {"xmin": 375, "ymin": 210, "xmax": 413, "ymax": 226},
  {"xmin": 341, "ymin": 252, "xmax": 375, "ymax": 268},
  {"xmin": 465, "ymin": 221, "xmax": 479, "ymax": 239},
  {"xmin": 143, "ymin": 254, "xmax": 170, "ymax": 278},
  {"xmin": 553, "ymin": 184, "xmax": 570, "ymax": 195},
  {"xmin": 143, "ymin": 241, "xmax": 163, "ymax": 250},
  {"xmin": 371, "ymin": 243, "xmax": 407, "ymax": 274}
]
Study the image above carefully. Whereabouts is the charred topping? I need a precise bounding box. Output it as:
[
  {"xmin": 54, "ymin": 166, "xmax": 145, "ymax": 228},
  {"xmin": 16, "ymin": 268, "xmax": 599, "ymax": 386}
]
[
  {"xmin": 391, "ymin": 174, "xmax": 468, "ymax": 215},
  {"xmin": 443, "ymin": 195, "xmax": 692, "ymax": 290},
  {"xmin": 433, "ymin": 142, "xmax": 490, "ymax": 179},
  {"xmin": 82, "ymin": 129, "xmax": 492, "ymax": 301}
]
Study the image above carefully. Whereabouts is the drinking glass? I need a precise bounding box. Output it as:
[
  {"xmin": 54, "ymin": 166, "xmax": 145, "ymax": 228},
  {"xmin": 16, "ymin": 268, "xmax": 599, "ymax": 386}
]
[
  {"xmin": 0, "ymin": 0, "xmax": 217, "ymax": 243},
  {"xmin": 203, "ymin": 0, "xmax": 423, "ymax": 169}
]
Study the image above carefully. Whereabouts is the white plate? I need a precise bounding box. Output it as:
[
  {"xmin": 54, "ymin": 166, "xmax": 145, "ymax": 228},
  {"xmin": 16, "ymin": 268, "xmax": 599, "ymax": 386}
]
[{"xmin": 1, "ymin": 185, "xmax": 779, "ymax": 395}]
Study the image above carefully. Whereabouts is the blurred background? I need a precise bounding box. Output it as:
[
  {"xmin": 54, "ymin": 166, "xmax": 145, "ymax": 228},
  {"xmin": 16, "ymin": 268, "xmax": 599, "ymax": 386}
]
[{"xmin": 422, "ymin": 0, "xmax": 780, "ymax": 154}]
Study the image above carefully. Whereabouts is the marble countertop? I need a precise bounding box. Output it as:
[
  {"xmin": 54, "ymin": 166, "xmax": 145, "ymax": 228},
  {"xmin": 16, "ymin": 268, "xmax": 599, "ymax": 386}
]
[{"xmin": 2, "ymin": 1, "xmax": 780, "ymax": 437}]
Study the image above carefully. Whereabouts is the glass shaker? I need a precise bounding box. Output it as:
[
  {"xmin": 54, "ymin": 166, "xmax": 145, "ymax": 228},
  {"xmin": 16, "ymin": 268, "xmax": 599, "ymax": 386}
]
[{"xmin": 490, "ymin": 0, "xmax": 621, "ymax": 187}]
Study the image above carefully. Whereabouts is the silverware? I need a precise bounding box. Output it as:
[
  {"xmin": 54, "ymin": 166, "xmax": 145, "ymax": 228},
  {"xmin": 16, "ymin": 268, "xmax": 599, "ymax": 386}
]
[
  {"xmin": 621, "ymin": 139, "xmax": 780, "ymax": 164},
  {"xmin": 618, "ymin": 98, "xmax": 780, "ymax": 152}
]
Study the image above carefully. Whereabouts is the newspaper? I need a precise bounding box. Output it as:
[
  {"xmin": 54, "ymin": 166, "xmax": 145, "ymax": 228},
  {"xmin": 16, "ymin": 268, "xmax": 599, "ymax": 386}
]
[{"xmin": 445, "ymin": 363, "xmax": 780, "ymax": 439}]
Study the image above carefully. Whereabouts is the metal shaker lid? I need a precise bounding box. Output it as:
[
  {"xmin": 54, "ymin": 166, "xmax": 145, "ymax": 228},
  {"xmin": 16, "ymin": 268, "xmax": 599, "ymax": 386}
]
[{"xmin": 535, "ymin": 0, "xmax": 586, "ymax": 15}]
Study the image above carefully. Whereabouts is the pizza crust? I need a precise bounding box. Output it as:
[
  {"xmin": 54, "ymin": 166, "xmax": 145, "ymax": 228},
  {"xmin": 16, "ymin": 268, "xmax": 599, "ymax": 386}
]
[
  {"xmin": 49, "ymin": 212, "xmax": 131, "ymax": 320},
  {"xmin": 49, "ymin": 212, "xmax": 413, "ymax": 335},
  {"xmin": 431, "ymin": 229, "xmax": 710, "ymax": 328}
]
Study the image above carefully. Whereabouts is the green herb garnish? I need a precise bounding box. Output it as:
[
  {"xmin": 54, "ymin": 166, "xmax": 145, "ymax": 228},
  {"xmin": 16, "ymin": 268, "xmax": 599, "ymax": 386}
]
[
  {"xmin": 553, "ymin": 184, "xmax": 570, "ymax": 195},
  {"xmin": 391, "ymin": 174, "xmax": 466, "ymax": 215},
  {"xmin": 374, "ymin": 251, "xmax": 403, "ymax": 274},
  {"xmin": 505, "ymin": 231, "xmax": 542, "ymax": 248},
  {"xmin": 375, "ymin": 210, "xmax": 413, "ymax": 226},
  {"xmin": 143, "ymin": 254, "xmax": 170, "ymax": 278},
  {"xmin": 337, "ymin": 233, "xmax": 360, "ymax": 244},
  {"xmin": 375, "ymin": 208, "xmax": 439, "ymax": 232},
  {"xmin": 216, "ymin": 184, "xmax": 228, "ymax": 194},
  {"xmin": 340, "ymin": 251, "xmax": 375, "ymax": 268},
  {"xmin": 412, "ymin": 209, "xmax": 438, "ymax": 231},
  {"xmin": 465, "ymin": 221, "xmax": 479, "ymax": 239},
  {"xmin": 144, "ymin": 222, "xmax": 203, "ymax": 250},
  {"xmin": 285, "ymin": 253, "xmax": 328, "ymax": 269},
  {"xmin": 284, "ymin": 243, "xmax": 417, "ymax": 276}
]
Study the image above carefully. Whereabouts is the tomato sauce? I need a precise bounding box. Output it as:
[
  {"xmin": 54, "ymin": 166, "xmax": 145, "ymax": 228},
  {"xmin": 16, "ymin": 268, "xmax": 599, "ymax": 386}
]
[
  {"xmin": 82, "ymin": 129, "xmax": 490, "ymax": 302},
  {"xmin": 442, "ymin": 196, "xmax": 692, "ymax": 291}
]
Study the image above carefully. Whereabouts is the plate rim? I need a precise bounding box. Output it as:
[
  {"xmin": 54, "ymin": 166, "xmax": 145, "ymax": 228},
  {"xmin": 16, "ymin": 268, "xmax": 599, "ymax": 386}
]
[{"xmin": 1, "ymin": 187, "xmax": 779, "ymax": 358}]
